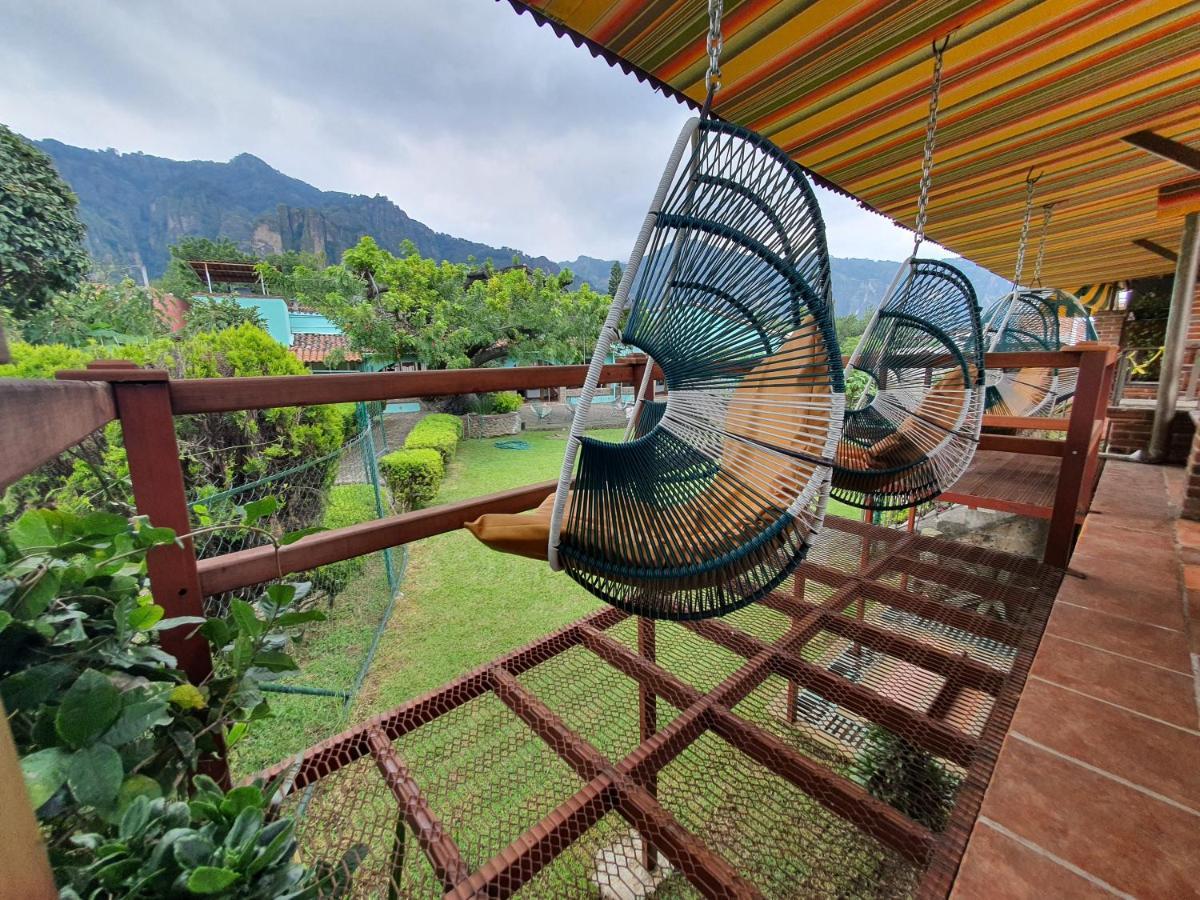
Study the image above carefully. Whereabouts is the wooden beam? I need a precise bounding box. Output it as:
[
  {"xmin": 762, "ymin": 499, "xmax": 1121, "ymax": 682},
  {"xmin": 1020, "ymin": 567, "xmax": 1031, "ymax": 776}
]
[
  {"xmin": 982, "ymin": 415, "xmax": 1070, "ymax": 432},
  {"xmin": 682, "ymin": 618, "xmax": 978, "ymax": 766},
  {"xmin": 1122, "ymin": 131, "xmax": 1200, "ymax": 172},
  {"xmin": 978, "ymin": 434, "xmax": 1064, "ymax": 457},
  {"xmin": 365, "ymin": 728, "xmax": 469, "ymax": 892},
  {"xmin": 0, "ymin": 378, "xmax": 115, "ymax": 490},
  {"xmin": 1133, "ymin": 237, "xmax": 1179, "ymax": 263},
  {"xmin": 197, "ymin": 479, "xmax": 559, "ymax": 595},
  {"xmin": 165, "ymin": 361, "xmax": 642, "ymax": 414}
]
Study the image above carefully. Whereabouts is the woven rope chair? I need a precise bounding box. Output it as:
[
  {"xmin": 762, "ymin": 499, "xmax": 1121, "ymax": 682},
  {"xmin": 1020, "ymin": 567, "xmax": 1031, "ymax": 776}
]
[
  {"xmin": 831, "ymin": 259, "xmax": 985, "ymax": 510},
  {"xmin": 982, "ymin": 288, "xmax": 1098, "ymax": 416},
  {"xmin": 466, "ymin": 116, "xmax": 844, "ymax": 620}
]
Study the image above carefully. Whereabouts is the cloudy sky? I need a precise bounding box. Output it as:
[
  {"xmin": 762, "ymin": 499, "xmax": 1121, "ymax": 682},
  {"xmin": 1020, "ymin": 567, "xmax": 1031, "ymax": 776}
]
[{"xmin": 4, "ymin": 0, "xmax": 944, "ymax": 264}]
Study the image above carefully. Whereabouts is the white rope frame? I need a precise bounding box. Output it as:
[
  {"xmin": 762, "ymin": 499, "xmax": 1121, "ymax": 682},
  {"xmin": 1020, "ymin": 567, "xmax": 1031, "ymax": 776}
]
[{"xmin": 547, "ymin": 117, "xmax": 701, "ymax": 571}]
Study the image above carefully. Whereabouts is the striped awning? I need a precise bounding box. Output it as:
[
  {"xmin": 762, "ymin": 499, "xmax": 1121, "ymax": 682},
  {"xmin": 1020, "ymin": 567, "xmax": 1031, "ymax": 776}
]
[{"xmin": 503, "ymin": 0, "xmax": 1200, "ymax": 290}]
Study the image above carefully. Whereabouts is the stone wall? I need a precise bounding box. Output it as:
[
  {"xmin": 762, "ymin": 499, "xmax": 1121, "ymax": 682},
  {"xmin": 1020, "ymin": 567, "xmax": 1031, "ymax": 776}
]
[{"xmin": 461, "ymin": 412, "xmax": 521, "ymax": 439}]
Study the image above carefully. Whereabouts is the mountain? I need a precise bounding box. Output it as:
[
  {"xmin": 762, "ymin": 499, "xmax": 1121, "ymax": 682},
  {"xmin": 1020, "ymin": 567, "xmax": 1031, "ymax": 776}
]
[{"xmin": 34, "ymin": 138, "xmax": 1007, "ymax": 308}]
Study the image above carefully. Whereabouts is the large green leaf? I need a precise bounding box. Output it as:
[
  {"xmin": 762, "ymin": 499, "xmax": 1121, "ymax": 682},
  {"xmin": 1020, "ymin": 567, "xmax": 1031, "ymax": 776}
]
[
  {"xmin": 103, "ymin": 696, "xmax": 173, "ymax": 745},
  {"xmin": 57, "ymin": 669, "xmax": 122, "ymax": 748},
  {"xmin": 20, "ymin": 747, "xmax": 69, "ymax": 811},
  {"xmin": 229, "ymin": 599, "xmax": 262, "ymax": 639},
  {"xmin": 10, "ymin": 510, "xmax": 57, "ymax": 552},
  {"xmin": 14, "ymin": 567, "xmax": 61, "ymax": 618},
  {"xmin": 186, "ymin": 866, "xmax": 241, "ymax": 895},
  {"xmin": 67, "ymin": 743, "xmax": 124, "ymax": 808}
]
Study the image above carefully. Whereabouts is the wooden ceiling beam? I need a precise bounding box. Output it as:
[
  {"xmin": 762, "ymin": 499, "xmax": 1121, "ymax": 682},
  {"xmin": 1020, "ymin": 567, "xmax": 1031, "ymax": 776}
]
[
  {"xmin": 1123, "ymin": 130, "xmax": 1200, "ymax": 172},
  {"xmin": 1133, "ymin": 237, "xmax": 1180, "ymax": 262}
]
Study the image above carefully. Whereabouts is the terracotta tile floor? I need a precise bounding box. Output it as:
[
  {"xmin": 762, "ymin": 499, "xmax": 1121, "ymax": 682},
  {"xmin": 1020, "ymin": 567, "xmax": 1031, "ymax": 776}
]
[{"xmin": 952, "ymin": 462, "xmax": 1200, "ymax": 900}]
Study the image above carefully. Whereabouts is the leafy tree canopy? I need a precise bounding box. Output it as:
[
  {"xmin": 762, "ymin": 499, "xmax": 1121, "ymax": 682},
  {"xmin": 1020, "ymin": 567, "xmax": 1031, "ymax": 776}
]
[
  {"xmin": 266, "ymin": 236, "xmax": 607, "ymax": 369},
  {"xmin": 0, "ymin": 125, "xmax": 89, "ymax": 317}
]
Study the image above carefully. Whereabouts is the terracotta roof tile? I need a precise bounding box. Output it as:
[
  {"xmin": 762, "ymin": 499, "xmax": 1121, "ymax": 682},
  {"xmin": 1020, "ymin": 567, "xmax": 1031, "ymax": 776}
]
[{"xmin": 291, "ymin": 332, "xmax": 361, "ymax": 364}]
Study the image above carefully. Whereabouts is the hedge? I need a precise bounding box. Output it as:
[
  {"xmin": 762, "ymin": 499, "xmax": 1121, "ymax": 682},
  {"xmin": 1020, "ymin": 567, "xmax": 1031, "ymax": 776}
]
[
  {"xmin": 485, "ymin": 391, "xmax": 524, "ymax": 414},
  {"xmin": 312, "ymin": 483, "xmax": 379, "ymax": 598},
  {"xmin": 403, "ymin": 412, "xmax": 463, "ymax": 464},
  {"xmin": 380, "ymin": 448, "xmax": 444, "ymax": 510}
]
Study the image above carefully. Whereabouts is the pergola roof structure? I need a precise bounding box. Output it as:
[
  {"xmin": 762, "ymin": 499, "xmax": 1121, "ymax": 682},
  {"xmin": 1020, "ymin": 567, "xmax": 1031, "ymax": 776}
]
[
  {"xmin": 186, "ymin": 259, "xmax": 264, "ymax": 286},
  {"xmin": 502, "ymin": 0, "xmax": 1200, "ymax": 289}
]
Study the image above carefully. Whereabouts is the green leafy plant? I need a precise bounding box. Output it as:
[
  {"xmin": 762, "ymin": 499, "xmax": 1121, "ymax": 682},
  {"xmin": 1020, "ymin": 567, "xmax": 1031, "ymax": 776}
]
[
  {"xmin": 56, "ymin": 778, "xmax": 364, "ymax": 899},
  {"xmin": 402, "ymin": 413, "xmax": 462, "ymax": 464},
  {"xmin": 859, "ymin": 726, "xmax": 960, "ymax": 831},
  {"xmin": 481, "ymin": 391, "xmax": 523, "ymax": 414},
  {"xmin": 379, "ymin": 449, "xmax": 444, "ymax": 510},
  {"xmin": 1, "ymin": 502, "xmax": 324, "ymax": 858}
]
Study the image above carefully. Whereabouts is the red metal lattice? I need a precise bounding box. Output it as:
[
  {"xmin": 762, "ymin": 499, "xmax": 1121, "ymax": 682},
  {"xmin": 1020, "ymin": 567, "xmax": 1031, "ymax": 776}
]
[{"xmin": 258, "ymin": 516, "xmax": 1061, "ymax": 899}]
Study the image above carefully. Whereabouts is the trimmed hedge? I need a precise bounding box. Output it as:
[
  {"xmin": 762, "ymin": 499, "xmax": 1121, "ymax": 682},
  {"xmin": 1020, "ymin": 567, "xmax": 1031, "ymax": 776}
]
[
  {"xmin": 312, "ymin": 483, "xmax": 379, "ymax": 598},
  {"xmin": 403, "ymin": 412, "xmax": 463, "ymax": 464},
  {"xmin": 380, "ymin": 448, "xmax": 444, "ymax": 510}
]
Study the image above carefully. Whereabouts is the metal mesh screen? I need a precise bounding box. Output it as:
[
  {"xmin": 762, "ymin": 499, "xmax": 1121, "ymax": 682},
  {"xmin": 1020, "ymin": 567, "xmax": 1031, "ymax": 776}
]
[{"xmin": 260, "ymin": 515, "xmax": 1061, "ymax": 898}]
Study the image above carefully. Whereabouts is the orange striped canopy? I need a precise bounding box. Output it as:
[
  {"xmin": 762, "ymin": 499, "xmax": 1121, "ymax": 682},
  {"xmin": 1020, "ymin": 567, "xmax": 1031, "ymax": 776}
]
[{"xmin": 503, "ymin": 0, "xmax": 1200, "ymax": 288}]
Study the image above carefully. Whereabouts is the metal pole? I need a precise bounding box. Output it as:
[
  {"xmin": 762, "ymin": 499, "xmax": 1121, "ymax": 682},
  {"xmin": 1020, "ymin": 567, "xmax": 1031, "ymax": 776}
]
[{"xmin": 1149, "ymin": 211, "xmax": 1200, "ymax": 461}]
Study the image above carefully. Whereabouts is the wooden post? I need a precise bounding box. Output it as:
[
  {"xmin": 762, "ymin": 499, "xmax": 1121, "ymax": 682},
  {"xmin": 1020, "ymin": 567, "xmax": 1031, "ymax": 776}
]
[
  {"xmin": 1044, "ymin": 349, "xmax": 1111, "ymax": 567},
  {"xmin": 0, "ymin": 699, "xmax": 56, "ymax": 899},
  {"xmin": 72, "ymin": 363, "xmax": 231, "ymax": 786},
  {"xmin": 636, "ymin": 617, "xmax": 657, "ymax": 871},
  {"xmin": 1149, "ymin": 211, "xmax": 1200, "ymax": 460}
]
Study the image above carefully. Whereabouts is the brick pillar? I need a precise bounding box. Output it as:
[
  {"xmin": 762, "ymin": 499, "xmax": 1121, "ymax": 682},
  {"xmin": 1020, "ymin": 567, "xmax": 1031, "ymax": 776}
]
[{"xmin": 1093, "ymin": 309, "xmax": 1127, "ymax": 348}]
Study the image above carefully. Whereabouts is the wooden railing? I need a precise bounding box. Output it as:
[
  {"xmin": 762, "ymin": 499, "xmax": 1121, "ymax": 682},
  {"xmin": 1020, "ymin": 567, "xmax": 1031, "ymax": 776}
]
[{"xmin": 0, "ymin": 348, "xmax": 1115, "ymax": 691}]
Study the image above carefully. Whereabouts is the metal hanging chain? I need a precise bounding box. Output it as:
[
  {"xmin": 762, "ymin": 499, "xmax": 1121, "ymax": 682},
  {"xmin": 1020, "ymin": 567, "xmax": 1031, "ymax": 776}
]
[
  {"xmin": 911, "ymin": 38, "xmax": 950, "ymax": 255},
  {"xmin": 1032, "ymin": 202, "xmax": 1055, "ymax": 287},
  {"xmin": 701, "ymin": 0, "xmax": 724, "ymax": 117},
  {"xmin": 1010, "ymin": 171, "xmax": 1041, "ymax": 290}
]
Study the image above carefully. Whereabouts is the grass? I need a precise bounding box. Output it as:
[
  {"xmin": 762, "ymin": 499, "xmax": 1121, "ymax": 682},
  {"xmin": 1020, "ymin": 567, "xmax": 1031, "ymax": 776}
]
[
  {"xmin": 351, "ymin": 428, "xmax": 623, "ymax": 716},
  {"xmin": 267, "ymin": 430, "xmax": 909, "ymax": 893},
  {"xmin": 232, "ymin": 484, "xmax": 400, "ymax": 776}
]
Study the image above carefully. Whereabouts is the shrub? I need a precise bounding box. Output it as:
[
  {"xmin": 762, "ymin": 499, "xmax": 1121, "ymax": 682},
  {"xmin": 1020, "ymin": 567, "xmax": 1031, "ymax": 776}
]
[
  {"xmin": 380, "ymin": 449, "xmax": 444, "ymax": 510},
  {"xmin": 2, "ymin": 505, "xmax": 324, "ymax": 864},
  {"xmin": 485, "ymin": 390, "xmax": 524, "ymax": 414},
  {"xmin": 56, "ymin": 780, "xmax": 363, "ymax": 899},
  {"xmin": 312, "ymin": 484, "xmax": 380, "ymax": 598},
  {"xmin": 403, "ymin": 412, "xmax": 462, "ymax": 464}
]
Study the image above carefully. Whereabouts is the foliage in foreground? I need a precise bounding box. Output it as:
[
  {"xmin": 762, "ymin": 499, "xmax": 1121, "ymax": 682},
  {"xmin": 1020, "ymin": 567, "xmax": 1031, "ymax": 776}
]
[
  {"xmin": 56, "ymin": 779, "xmax": 363, "ymax": 899},
  {"xmin": 860, "ymin": 726, "xmax": 960, "ymax": 832},
  {"xmin": 0, "ymin": 503, "xmax": 326, "ymax": 878}
]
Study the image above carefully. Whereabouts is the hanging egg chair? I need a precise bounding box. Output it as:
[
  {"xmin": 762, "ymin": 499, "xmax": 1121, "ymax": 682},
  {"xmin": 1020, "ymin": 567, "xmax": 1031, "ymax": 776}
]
[
  {"xmin": 466, "ymin": 115, "xmax": 844, "ymax": 620},
  {"xmin": 982, "ymin": 287, "xmax": 1098, "ymax": 416},
  {"xmin": 831, "ymin": 260, "xmax": 985, "ymax": 509},
  {"xmin": 829, "ymin": 40, "xmax": 986, "ymax": 511}
]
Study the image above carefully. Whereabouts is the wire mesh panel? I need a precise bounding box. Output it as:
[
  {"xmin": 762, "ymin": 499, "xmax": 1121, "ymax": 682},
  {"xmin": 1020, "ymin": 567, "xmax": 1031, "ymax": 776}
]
[
  {"xmin": 258, "ymin": 516, "xmax": 1061, "ymax": 899},
  {"xmin": 832, "ymin": 260, "xmax": 985, "ymax": 512},
  {"xmin": 982, "ymin": 289, "xmax": 1097, "ymax": 416}
]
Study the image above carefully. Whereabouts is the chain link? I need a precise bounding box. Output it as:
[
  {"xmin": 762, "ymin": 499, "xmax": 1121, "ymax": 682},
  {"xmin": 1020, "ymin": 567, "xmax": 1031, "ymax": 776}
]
[
  {"xmin": 1032, "ymin": 203, "xmax": 1054, "ymax": 286},
  {"xmin": 912, "ymin": 40, "xmax": 948, "ymax": 253},
  {"xmin": 1011, "ymin": 176, "xmax": 1037, "ymax": 289},
  {"xmin": 705, "ymin": 0, "xmax": 724, "ymax": 96}
]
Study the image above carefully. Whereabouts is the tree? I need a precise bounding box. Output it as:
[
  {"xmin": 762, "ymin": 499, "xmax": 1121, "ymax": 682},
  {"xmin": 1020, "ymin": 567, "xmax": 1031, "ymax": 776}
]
[
  {"xmin": 157, "ymin": 236, "xmax": 252, "ymax": 297},
  {"xmin": 608, "ymin": 261, "xmax": 624, "ymax": 296},
  {"xmin": 20, "ymin": 278, "xmax": 166, "ymax": 346},
  {"xmin": 0, "ymin": 125, "xmax": 89, "ymax": 317},
  {"xmin": 263, "ymin": 237, "xmax": 608, "ymax": 369}
]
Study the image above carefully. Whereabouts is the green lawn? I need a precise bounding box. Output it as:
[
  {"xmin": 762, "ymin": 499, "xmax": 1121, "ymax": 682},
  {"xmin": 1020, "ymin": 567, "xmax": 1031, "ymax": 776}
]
[
  {"xmin": 235, "ymin": 429, "xmax": 857, "ymax": 775},
  {"xmin": 351, "ymin": 428, "xmax": 623, "ymax": 717}
]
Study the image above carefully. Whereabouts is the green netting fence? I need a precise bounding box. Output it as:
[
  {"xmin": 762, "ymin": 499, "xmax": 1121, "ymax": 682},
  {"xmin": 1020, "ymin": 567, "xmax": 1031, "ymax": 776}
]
[{"xmin": 185, "ymin": 402, "xmax": 407, "ymax": 772}]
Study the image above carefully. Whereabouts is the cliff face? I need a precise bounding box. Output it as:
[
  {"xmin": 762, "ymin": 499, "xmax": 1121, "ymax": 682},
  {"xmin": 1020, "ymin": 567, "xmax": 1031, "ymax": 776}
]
[{"xmin": 33, "ymin": 137, "xmax": 1008, "ymax": 305}]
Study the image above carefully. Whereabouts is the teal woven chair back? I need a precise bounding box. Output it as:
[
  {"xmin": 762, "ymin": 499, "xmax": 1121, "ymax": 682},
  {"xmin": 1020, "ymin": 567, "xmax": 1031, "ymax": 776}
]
[
  {"xmin": 831, "ymin": 258, "xmax": 985, "ymax": 511},
  {"xmin": 983, "ymin": 288, "xmax": 1097, "ymax": 415},
  {"xmin": 559, "ymin": 118, "xmax": 844, "ymax": 620}
]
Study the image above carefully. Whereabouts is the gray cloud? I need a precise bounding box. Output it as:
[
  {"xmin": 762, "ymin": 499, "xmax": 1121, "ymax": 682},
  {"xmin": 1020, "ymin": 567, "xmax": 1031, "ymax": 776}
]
[{"xmin": 1, "ymin": 0, "xmax": 938, "ymax": 263}]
